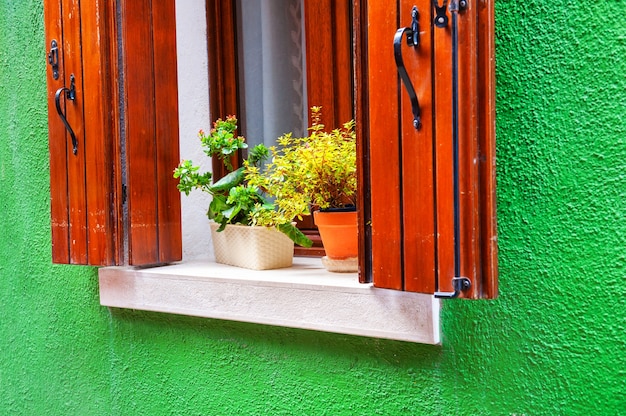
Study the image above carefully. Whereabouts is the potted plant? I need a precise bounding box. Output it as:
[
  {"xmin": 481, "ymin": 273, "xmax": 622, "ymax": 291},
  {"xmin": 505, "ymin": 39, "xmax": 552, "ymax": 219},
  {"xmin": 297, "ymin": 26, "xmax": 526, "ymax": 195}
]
[
  {"xmin": 173, "ymin": 116, "xmax": 312, "ymax": 270},
  {"xmin": 245, "ymin": 107, "xmax": 358, "ymax": 272}
]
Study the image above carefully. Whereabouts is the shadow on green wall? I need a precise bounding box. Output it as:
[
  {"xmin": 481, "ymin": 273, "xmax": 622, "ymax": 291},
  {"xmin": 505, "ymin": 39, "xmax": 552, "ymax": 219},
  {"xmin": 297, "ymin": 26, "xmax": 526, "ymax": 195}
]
[{"xmin": 109, "ymin": 308, "xmax": 442, "ymax": 368}]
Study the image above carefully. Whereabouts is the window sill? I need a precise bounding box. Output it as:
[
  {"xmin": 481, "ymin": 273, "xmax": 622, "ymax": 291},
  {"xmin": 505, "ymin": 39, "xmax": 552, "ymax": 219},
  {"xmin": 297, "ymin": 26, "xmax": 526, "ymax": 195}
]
[{"xmin": 98, "ymin": 257, "xmax": 440, "ymax": 344}]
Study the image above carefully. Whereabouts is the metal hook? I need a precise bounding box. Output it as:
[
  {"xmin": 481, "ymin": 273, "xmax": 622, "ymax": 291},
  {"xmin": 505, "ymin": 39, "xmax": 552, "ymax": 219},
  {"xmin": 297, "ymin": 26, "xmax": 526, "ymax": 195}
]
[
  {"xmin": 54, "ymin": 74, "xmax": 78, "ymax": 155},
  {"xmin": 393, "ymin": 6, "xmax": 422, "ymax": 130},
  {"xmin": 434, "ymin": 277, "xmax": 471, "ymax": 299}
]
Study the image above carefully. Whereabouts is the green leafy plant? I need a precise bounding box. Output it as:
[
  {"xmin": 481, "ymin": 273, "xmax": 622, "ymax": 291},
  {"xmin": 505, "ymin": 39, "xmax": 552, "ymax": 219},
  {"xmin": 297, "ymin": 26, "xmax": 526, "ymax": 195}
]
[
  {"xmin": 173, "ymin": 116, "xmax": 312, "ymax": 248},
  {"xmin": 198, "ymin": 116, "xmax": 247, "ymax": 171},
  {"xmin": 246, "ymin": 106, "xmax": 357, "ymax": 220}
]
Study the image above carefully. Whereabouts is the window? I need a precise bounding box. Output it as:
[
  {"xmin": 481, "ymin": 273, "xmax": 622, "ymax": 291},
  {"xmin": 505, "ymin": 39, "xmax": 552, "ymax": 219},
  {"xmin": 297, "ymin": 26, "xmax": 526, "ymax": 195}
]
[
  {"xmin": 206, "ymin": 0, "xmax": 354, "ymax": 256},
  {"xmin": 44, "ymin": 0, "xmax": 497, "ymax": 299}
]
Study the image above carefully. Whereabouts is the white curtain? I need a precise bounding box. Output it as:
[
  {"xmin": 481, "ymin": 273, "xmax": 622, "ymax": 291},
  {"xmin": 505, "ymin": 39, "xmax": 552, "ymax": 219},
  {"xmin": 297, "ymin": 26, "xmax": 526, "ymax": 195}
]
[{"xmin": 236, "ymin": 0, "xmax": 307, "ymax": 147}]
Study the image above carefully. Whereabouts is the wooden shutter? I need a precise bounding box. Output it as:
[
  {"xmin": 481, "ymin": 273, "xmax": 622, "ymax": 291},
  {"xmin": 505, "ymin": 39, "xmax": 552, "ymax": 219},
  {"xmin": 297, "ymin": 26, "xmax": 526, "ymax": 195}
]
[
  {"xmin": 120, "ymin": 0, "xmax": 182, "ymax": 265},
  {"xmin": 44, "ymin": 0, "xmax": 182, "ymax": 266},
  {"xmin": 359, "ymin": 0, "xmax": 497, "ymax": 298},
  {"xmin": 44, "ymin": 0, "xmax": 118, "ymax": 265}
]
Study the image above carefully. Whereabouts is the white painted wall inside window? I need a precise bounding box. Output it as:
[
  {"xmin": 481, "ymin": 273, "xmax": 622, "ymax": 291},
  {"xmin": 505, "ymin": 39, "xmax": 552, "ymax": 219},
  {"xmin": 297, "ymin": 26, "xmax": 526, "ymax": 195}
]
[{"xmin": 175, "ymin": 0, "xmax": 213, "ymax": 260}]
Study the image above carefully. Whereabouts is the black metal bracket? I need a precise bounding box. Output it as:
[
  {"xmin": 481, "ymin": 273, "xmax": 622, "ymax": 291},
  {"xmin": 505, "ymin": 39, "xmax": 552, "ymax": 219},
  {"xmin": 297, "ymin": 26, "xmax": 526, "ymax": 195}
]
[
  {"xmin": 393, "ymin": 6, "xmax": 422, "ymax": 130},
  {"xmin": 48, "ymin": 40, "xmax": 60, "ymax": 80},
  {"xmin": 407, "ymin": 6, "xmax": 420, "ymax": 47},
  {"xmin": 54, "ymin": 74, "xmax": 78, "ymax": 155},
  {"xmin": 433, "ymin": 0, "xmax": 468, "ymax": 28},
  {"xmin": 450, "ymin": 0, "xmax": 469, "ymax": 12},
  {"xmin": 434, "ymin": 277, "xmax": 471, "ymax": 299},
  {"xmin": 433, "ymin": 0, "xmax": 449, "ymax": 28}
]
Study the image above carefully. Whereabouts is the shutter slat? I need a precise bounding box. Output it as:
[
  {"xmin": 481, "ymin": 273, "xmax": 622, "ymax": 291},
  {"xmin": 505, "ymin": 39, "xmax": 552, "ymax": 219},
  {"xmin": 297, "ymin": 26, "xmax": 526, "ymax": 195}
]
[
  {"xmin": 45, "ymin": 0, "xmax": 70, "ymax": 263},
  {"xmin": 62, "ymin": 0, "xmax": 88, "ymax": 264},
  {"xmin": 433, "ymin": 4, "xmax": 456, "ymax": 293},
  {"xmin": 400, "ymin": 0, "xmax": 437, "ymax": 293},
  {"xmin": 81, "ymin": 0, "xmax": 117, "ymax": 265},
  {"xmin": 153, "ymin": 0, "xmax": 183, "ymax": 262},
  {"xmin": 366, "ymin": 0, "xmax": 403, "ymax": 290},
  {"xmin": 457, "ymin": 3, "xmax": 482, "ymax": 297},
  {"xmin": 477, "ymin": 1, "xmax": 498, "ymax": 298},
  {"xmin": 123, "ymin": 0, "xmax": 160, "ymax": 265}
]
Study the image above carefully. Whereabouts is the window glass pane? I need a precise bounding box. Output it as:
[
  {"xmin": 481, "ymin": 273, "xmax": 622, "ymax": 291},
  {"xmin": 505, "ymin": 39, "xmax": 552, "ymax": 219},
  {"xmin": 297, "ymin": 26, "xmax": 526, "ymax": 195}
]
[{"xmin": 236, "ymin": 0, "xmax": 307, "ymax": 146}]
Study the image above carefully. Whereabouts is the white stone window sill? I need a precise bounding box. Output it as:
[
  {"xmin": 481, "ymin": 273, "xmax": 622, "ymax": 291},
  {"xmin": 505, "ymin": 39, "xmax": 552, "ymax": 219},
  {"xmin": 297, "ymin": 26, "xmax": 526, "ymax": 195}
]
[{"xmin": 98, "ymin": 257, "xmax": 440, "ymax": 344}]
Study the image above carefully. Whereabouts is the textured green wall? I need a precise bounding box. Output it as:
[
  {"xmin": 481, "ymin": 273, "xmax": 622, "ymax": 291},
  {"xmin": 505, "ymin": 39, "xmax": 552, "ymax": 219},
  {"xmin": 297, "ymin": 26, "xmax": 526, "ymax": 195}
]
[{"xmin": 0, "ymin": 1, "xmax": 624, "ymax": 415}]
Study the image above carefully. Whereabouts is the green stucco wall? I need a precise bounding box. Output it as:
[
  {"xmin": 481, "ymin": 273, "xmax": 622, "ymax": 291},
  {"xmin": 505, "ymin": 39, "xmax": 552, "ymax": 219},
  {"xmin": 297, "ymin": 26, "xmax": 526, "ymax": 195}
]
[{"xmin": 1, "ymin": 1, "xmax": 624, "ymax": 415}]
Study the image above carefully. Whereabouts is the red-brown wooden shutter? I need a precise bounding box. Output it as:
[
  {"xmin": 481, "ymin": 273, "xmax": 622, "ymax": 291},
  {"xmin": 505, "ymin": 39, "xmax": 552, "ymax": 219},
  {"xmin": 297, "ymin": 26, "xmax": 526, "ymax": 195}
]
[
  {"xmin": 44, "ymin": 0, "xmax": 182, "ymax": 266},
  {"xmin": 360, "ymin": 0, "xmax": 497, "ymax": 298},
  {"xmin": 44, "ymin": 0, "xmax": 119, "ymax": 265},
  {"xmin": 120, "ymin": 0, "xmax": 182, "ymax": 265}
]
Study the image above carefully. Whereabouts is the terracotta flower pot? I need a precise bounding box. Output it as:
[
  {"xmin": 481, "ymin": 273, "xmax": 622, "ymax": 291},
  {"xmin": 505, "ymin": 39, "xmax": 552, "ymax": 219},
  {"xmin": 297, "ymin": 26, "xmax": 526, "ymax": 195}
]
[{"xmin": 313, "ymin": 210, "xmax": 358, "ymax": 272}]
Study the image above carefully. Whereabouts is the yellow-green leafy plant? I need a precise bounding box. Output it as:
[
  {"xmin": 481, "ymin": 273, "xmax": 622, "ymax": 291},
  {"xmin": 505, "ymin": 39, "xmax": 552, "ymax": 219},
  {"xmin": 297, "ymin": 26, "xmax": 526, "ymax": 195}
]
[
  {"xmin": 173, "ymin": 116, "xmax": 313, "ymax": 248},
  {"xmin": 245, "ymin": 106, "xmax": 357, "ymax": 221}
]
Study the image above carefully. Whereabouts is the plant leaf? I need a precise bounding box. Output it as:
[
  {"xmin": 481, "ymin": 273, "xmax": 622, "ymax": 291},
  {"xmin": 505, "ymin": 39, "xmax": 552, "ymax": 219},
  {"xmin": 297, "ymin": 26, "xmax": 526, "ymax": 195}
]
[
  {"xmin": 209, "ymin": 167, "xmax": 245, "ymax": 193},
  {"xmin": 216, "ymin": 218, "xmax": 228, "ymax": 232},
  {"xmin": 278, "ymin": 223, "xmax": 313, "ymax": 248},
  {"xmin": 223, "ymin": 205, "xmax": 239, "ymax": 220},
  {"xmin": 208, "ymin": 195, "xmax": 228, "ymax": 220}
]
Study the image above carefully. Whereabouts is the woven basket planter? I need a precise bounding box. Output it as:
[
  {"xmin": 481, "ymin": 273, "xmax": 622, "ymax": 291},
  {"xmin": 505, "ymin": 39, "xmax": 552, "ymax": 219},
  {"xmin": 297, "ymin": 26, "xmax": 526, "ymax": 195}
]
[{"xmin": 209, "ymin": 222, "xmax": 294, "ymax": 270}]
